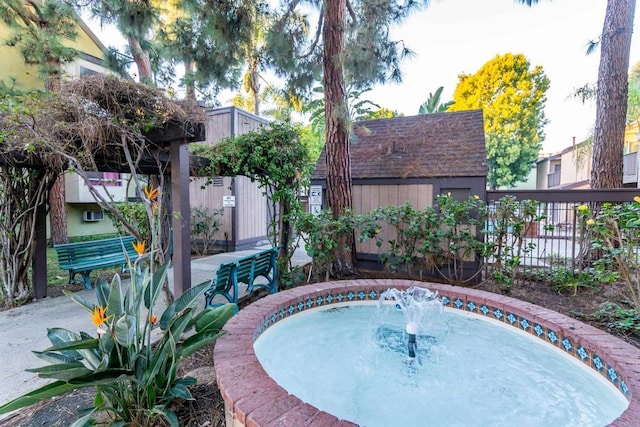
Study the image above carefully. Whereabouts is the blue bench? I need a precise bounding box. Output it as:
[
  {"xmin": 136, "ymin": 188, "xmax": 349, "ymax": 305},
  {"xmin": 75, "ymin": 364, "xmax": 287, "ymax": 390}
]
[
  {"xmin": 54, "ymin": 236, "xmax": 138, "ymax": 289},
  {"xmin": 204, "ymin": 247, "xmax": 278, "ymax": 311}
]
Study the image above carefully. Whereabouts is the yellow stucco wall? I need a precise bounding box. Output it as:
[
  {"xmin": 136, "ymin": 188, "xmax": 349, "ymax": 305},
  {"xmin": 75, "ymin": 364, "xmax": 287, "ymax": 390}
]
[
  {"xmin": 0, "ymin": 25, "xmax": 42, "ymax": 90},
  {"xmin": 0, "ymin": 15, "xmax": 107, "ymax": 91},
  {"xmin": 625, "ymin": 122, "xmax": 639, "ymax": 154}
]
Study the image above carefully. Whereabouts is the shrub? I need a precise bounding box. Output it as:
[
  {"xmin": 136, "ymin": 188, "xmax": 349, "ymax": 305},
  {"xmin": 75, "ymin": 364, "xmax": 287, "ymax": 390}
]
[
  {"xmin": 190, "ymin": 207, "xmax": 223, "ymax": 256},
  {"xmin": 578, "ymin": 200, "xmax": 640, "ymax": 312},
  {"xmin": 0, "ymin": 225, "xmax": 234, "ymax": 425}
]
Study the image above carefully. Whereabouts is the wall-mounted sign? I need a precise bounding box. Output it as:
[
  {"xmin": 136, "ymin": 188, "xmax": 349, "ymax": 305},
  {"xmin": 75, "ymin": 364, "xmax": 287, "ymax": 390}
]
[
  {"xmin": 223, "ymin": 195, "xmax": 236, "ymax": 207},
  {"xmin": 309, "ymin": 185, "xmax": 323, "ymax": 216},
  {"xmin": 310, "ymin": 186, "xmax": 322, "ymax": 205}
]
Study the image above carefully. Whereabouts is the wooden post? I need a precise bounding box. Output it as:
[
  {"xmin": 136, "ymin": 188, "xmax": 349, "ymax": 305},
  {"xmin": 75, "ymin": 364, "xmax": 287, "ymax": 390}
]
[
  {"xmin": 32, "ymin": 200, "xmax": 48, "ymax": 299},
  {"xmin": 171, "ymin": 138, "xmax": 192, "ymax": 295}
]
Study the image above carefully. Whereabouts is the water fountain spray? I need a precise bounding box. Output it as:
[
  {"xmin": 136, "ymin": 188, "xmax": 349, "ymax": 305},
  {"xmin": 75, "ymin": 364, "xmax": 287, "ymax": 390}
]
[{"xmin": 379, "ymin": 287, "xmax": 442, "ymax": 359}]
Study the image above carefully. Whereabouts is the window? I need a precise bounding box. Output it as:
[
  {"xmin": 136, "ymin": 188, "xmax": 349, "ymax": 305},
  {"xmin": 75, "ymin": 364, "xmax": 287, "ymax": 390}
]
[
  {"xmin": 87, "ymin": 172, "xmax": 122, "ymax": 187},
  {"xmin": 441, "ymin": 188, "xmax": 470, "ymax": 202}
]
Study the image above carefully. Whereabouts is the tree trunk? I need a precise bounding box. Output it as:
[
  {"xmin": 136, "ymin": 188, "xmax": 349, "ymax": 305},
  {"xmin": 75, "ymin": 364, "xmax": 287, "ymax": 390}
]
[
  {"xmin": 46, "ymin": 65, "xmax": 67, "ymax": 246},
  {"xmin": 48, "ymin": 174, "xmax": 68, "ymax": 245},
  {"xmin": 249, "ymin": 59, "xmax": 261, "ymax": 115},
  {"xmin": 184, "ymin": 60, "xmax": 196, "ymax": 101},
  {"xmin": 591, "ymin": 0, "xmax": 636, "ymax": 189},
  {"xmin": 323, "ymin": 0, "xmax": 357, "ymax": 275},
  {"xmin": 128, "ymin": 36, "xmax": 153, "ymax": 83}
]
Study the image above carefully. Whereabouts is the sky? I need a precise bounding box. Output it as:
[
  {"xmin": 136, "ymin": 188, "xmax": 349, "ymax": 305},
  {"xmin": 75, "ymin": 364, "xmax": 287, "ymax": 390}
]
[
  {"xmin": 367, "ymin": 0, "xmax": 637, "ymax": 154},
  {"xmin": 87, "ymin": 0, "xmax": 640, "ymax": 154}
]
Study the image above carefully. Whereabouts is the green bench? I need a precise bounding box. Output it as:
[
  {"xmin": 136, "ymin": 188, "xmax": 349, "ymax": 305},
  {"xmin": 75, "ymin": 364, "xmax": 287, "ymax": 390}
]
[
  {"xmin": 54, "ymin": 236, "xmax": 138, "ymax": 290},
  {"xmin": 204, "ymin": 247, "xmax": 279, "ymax": 311}
]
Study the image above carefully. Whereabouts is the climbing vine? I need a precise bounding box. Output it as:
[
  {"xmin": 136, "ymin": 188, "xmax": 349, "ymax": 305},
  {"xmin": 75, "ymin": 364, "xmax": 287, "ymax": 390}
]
[
  {"xmin": 0, "ymin": 75, "xmax": 202, "ymax": 305},
  {"xmin": 192, "ymin": 121, "xmax": 313, "ymax": 288}
]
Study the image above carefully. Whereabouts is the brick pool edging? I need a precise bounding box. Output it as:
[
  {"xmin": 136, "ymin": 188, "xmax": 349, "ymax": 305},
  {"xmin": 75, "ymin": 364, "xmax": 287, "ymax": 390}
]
[{"xmin": 213, "ymin": 279, "xmax": 640, "ymax": 427}]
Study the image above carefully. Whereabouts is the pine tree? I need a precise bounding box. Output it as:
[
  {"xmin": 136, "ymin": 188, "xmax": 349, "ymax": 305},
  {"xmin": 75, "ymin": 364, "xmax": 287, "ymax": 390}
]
[
  {"xmin": 0, "ymin": 0, "xmax": 80, "ymax": 245},
  {"xmin": 267, "ymin": 0, "xmax": 423, "ymax": 275}
]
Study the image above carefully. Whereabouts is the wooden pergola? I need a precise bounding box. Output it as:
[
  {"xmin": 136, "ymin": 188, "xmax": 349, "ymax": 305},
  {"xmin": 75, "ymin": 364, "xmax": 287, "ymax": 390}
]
[{"xmin": 31, "ymin": 120, "xmax": 206, "ymax": 299}]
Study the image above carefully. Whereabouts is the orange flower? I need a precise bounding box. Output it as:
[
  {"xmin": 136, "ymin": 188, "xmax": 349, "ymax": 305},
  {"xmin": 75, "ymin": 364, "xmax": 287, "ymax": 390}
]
[
  {"xmin": 132, "ymin": 241, "xmax": 146, "ymax": 257},
  {"xmin": 148, "ymin": 313, "xmax": 158, "ymax": 325},
  {"xmin": 143, "ymin": 185, "xmax": 160, "ymax": 212},
  {"xmin": 91, "ymin": 305, "xmax": 111, "ymax": 328},
  {"xmin": 144, "ymin": 185, "xmax": 159, "ymax": 201}
]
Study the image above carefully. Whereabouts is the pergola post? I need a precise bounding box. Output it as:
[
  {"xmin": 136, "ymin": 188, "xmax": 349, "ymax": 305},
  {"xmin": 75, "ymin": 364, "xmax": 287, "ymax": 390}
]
[
  {"xmin": 32, "ymin": 199, "xmax": 48, "ymax": 299},
  {"xmin": 171, "ymin": 138, "xmax": 192, "ymax": 295}
]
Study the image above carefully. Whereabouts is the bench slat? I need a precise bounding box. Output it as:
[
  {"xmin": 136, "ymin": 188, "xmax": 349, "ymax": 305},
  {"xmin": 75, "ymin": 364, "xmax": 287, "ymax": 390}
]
[
  {"xmin": 204, "ymin": 247, "xmax": 279, "ymax": 312},
  {"xmin": 54, "ymin": 236, "xmax": 137, "ymax": 290}
]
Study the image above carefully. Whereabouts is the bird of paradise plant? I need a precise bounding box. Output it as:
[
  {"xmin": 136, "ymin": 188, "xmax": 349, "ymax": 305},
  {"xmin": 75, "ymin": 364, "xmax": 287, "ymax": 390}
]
[{"xmin": 0, "ymin": 240, "xmax": 235, "ymax": 425}]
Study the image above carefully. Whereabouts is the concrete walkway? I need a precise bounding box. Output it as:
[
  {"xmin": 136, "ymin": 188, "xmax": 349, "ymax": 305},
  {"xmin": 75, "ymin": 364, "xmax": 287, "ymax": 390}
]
[{"xmin": 0, "ymin": 244, "xmax": 311, "ymax": 412}]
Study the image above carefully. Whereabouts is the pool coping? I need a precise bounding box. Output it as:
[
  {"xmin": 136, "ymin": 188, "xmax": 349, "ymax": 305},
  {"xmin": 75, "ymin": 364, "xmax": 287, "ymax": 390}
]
[{"xmin": 214, "ymin": 279, "xmax": 640, "ymax": 426}]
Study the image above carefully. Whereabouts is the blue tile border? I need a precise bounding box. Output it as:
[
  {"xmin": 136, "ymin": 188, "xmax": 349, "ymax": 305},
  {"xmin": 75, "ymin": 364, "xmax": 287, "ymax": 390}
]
[{"xmin": 253, "ymin": 289, "xmax": 630, "ymax": 399}]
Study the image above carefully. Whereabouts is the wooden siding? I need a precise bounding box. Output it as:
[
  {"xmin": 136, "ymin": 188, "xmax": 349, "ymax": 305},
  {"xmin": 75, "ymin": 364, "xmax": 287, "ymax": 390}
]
[
  {"xmin": 236, "ymin": 109, "xmax": 267, "ymax": 135},
  {"xmin": 353, "ymin": 184, "xmax": 433, "ymax": 254},
  {"xmin": 204, "ymin": 112, "xmax": 232, "ymax": 145},
  {"xmin": 235, "ymin": 176, "xmax": 268, "ymax": 240},
  {"xmin": 190, "ymin": 177, "xmax": 232, "ymax": 242},
  {"xmin": 191, "ymin": 107, "xmax": 270, "ymax": 249}
]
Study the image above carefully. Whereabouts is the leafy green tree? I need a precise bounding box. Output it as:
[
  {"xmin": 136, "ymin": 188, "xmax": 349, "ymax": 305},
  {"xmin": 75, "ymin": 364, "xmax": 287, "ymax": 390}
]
[
  {"xmin": 517, "ymin": 0, "xmax": 635, "ymax": 189},
  {"xmin": 192, "ymin": 121, "xmax": 312, "ymax": 287},
  {"xmin": 418, "ymin": 86, "xmax": 454, "ymax": 114},
  {"xmin": 450, "ymin": 53, "xmax": 549, "ymax": 189}
]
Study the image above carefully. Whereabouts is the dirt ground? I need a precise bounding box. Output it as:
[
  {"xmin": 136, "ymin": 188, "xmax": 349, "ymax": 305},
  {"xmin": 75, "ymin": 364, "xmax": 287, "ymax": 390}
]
[{"xmin": 1, "ymin": 270, "xmax": 639, "ymax": 426}]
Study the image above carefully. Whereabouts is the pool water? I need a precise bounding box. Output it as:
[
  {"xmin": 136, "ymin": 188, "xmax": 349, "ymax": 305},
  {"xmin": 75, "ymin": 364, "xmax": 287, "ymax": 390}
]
[{"xmin": 254, "ymin": 304, "xmax": 628, "ymax": 427}]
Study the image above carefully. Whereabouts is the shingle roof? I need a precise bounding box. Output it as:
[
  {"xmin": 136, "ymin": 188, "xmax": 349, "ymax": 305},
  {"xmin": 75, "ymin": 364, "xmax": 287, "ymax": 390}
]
[{"xmin": 312, "ymin": 110, "xmax": 487, "ymax": 180}]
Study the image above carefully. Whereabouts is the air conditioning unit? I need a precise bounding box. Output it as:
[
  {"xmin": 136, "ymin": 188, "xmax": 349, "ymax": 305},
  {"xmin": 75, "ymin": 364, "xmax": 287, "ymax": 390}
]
[{"xmin": 83, "ymin": 210, "xmax": 104, "ymax": 222}]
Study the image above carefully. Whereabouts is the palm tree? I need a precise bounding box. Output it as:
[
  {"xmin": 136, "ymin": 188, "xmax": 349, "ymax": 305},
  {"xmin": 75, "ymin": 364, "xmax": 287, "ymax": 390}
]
[{"xmin": 418, "ymin": 86, "xmax": 454, "ymax": 114}]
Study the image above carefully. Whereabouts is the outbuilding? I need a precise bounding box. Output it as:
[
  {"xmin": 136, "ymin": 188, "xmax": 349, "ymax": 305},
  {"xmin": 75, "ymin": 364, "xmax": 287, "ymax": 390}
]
[{"xmin": 311, "ymin": 110, "xmax": 487, "ymax": 277}]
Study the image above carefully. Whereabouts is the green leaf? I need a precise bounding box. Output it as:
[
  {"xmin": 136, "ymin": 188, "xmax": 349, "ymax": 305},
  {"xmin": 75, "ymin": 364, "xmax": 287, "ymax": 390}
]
[
  {"xmin": 0, "ymin": 381, "xmax": 81, "ymax": 414},
  {"xmin": 69, "ymin": 409, "xmax": 97, "ymax": 427},
  {"xmin": 32, "ymin": 350, "xmax": 80, "ymax": 364},
  {"xmin": 26, "ymin": 363, "xmax": 92, "ymax": 381},
  {"xmin": 176, "ymin": 376, "xmax": 197, "ymax": 387},
  {"xmin": 159, "ymin": 281, "xmax": 209, "ymax": 329},
  {"xmin": 194, "ymin": 304, "xmax": 235, "ymax": 333},
  {"xmin": 114, "ymin": 315, "xmax": 136, "ymax": 347},
  {"xmin": 163, "ymin": 410, "xmax": 179, "ymax": 427},
  {"xmin": 63, "ymin": 291, "xmax": 95, "ymax": 313},
  {"xmin": 46, "ymin": 328, "xmax": 84, "ymax": 359},
  {"xmin": 146, "ymin": 345, "xmax": 168, "ymax": 383},
  {"xmin": 145, "ymin": 261, "xmax": 170, "ymax": 309},
  {"xmin": 67, "ymin": 370, "xmax": 132, "ymax": 385},
  {"xmin": 166, "ymin": 308, "xmax": 195, "ymax": 340},
  {"xmin": 169, "ymin": 382, "xmax": 193, "ymax": 400},
  {"xmin": 179, "ymin": 330, "xmax": 225, "ymax": 358},
  {"xmin": 44, "ymin": 338, "xmax": 99, "ymax": 353},
  {"xmin": 95, "ymin": 276, "xmax": 110, "ymax": 308},
  {"xmin": 107, "ymin": 274, "xmax": 124, "ymax": 317}
]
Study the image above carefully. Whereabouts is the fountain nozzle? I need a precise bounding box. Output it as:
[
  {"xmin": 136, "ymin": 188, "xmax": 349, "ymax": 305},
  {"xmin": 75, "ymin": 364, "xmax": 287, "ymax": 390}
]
[{"xmin": 380, "ymin": 287, "xmax": 442, "ymax": 360}]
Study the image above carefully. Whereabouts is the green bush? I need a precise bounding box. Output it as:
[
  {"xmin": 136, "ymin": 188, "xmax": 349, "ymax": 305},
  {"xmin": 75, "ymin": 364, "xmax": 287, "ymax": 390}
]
[{"xmin": 190, "ymin": 207, "xmax": 223, "ymax": 256}]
